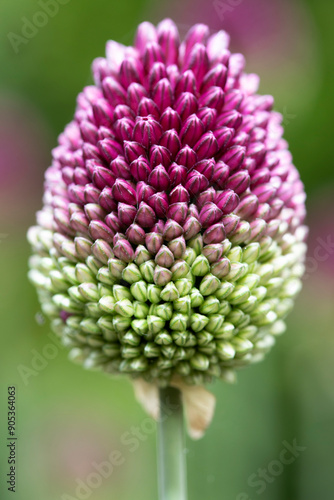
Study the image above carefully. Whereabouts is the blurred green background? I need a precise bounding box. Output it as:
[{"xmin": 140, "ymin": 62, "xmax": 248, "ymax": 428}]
[{"xmin": 1, "ymin": 0, "xmax": 333, "ymax": 499}]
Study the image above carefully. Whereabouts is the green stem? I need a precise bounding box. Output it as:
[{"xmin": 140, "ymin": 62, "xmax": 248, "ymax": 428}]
[{"xmin": 157, "ymin": 386, "xmax": 188, "ymax": 500}]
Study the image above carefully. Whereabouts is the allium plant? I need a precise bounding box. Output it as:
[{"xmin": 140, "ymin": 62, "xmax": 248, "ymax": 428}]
[{"xmin": 28, "ymin": 19, "xmax": 307, "ymax": 499}]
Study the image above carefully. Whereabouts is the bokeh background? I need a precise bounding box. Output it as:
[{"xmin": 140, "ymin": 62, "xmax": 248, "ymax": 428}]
[{"xmin": 1, "ymin": 0, "xmax": 333, "ymax": 499}]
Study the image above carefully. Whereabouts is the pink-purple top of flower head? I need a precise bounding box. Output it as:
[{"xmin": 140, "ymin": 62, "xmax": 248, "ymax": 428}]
[{"xmin": 28, "ymin": 20, "xmax": 307, "ymax": 385}]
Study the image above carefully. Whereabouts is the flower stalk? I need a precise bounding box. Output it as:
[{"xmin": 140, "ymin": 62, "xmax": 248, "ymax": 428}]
[{"xmin": 158, "ymin": 387, "xmax": 187, "ymax": 500}]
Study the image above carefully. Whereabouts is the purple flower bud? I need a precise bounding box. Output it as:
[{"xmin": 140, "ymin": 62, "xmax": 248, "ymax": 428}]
[
  {"xmin": 136, "ymin": 181, "xmax": 156, "ymax": 203},
  {"xmin": 152, "ymin": 78, "xmax": 173, "ymax": 111},
  {"xmin": 211, "ymin": 257, "xmax": 231, "ymax": 278},
  {"xmin": 148, "ymin": 192, "xmax": 169, "ymax": 218},
  {"xmin": 253, "ymin": 183, "xmax": 277, "ymax": 203},
  {"xmin": 89, "ymin": 220, "xmax": 114, "ymax": 242},
  {"xmin": 197, "ymin": 107, "xmax": 217, "ymax": 130},
  {"xmin": 175, "ymin": 92, "xmax": 198, "ymax": 121},
  {"xmin": 98, "ymin": 138, "xmax": 123, "ymax": 163},
  {"xmin": 199, "ymin": 203, "xmax": 223, "ymax": 228},
  {"xmin": 112, "ymin": 179, "xmax": 137, "ymax": 205},
  {"xmin": 70, "ymin": 212, "xmax": 90, "ymax": 234},
  {"xmin": 119, "ymin": 58, "xmax": 143, "ymax": 88},
  {"xmin": 102, "ymin": 77, "xmax": 127, "ymax": 107},
  {"xmin": 135, "ymin": 21, "xmax": 157, "ymax": 52},
  {"xmin": 157, "ymin": 18, "xmax": 180, "ymax": 65},
  {"xmin": 130, "ymin": 156, "xmax": 152, "ymax": 182},
  {"xmin": 125, "ymin": 223, "xmax": 146, "ymax": 245},
  {"xmin": 113, "ymin": 117, "xmax": 135, "ymax": 142},
  {"xmin": 168, "ymin": 203, "xmax": 188, "ymax": 225},
  {"xmin": 251, "ymin": 167, "xmax": 270, "ymax": 187},
  {"xmin": 92, "ymin": 239, "xmax": 113, "ymax": 264},
  {"xmin": 194, "ymin": 131, "xmax": 219, "ymax": 160},
  {"xmin": 198, "ymin": 86, "xmax": 224, "ymax": 112},
  {"xmin": 168, "ymin": 236, "xmax": 186, "ymax": 259},
  {"xmin": 175, "ymin": 146, "xmax": 197, "ymax": 168},
  {"xmin": 99, "ymin": 187, "xmax": 117, "ymax": 212},
  {"xmin": 221, "ymin": 146, "xmax": 246, "ymax": 172},
  {"xmin": 84, "ymin": 184, "xmax": 100, "ymax": 204},
  {"xmin": 168, "ymin": 163, "xmax": 187, "ymax": 187},
  {"xmin": 184, "ymin": 43, "xmax": 209, "ymax": 84},
  {"xmin": 127, "ymin": 82, "xmax": 148, "ymax": 112},
  {"xmin": 79, "ymin": 120, "xmax": 99, "ymax": 144},
  {"xmin": 249, "ymin": 219, "xmax": 267, "ymax": 241},
  {"xmin": 143, "ymin": 42, "xmax": 164, "ymax": 71},
  {"xmin": 155, "ymin": 245, "xmax": 175, "ymax": 268},
  {"xmin": 202, "ymin": 243, "xmax": 224, "ymax": 263},
  {"xmin": 222, "ymin": 214, "xmax": 240, "ymax": 236},
  {"xmin": 113, "ymin": 238, "xmax": 134, "ymax": 262},
  {"xmin": 214, "ymin": 127, "xmax": 235, "ymax": 150},
  {"xmin": 247, "ymin": 142, "xmax": 267, "ymax": 165},
  {"xmin": 201, "ymin": 64, "xmax": 228, "ymax": 92},
  {"xmin": 224, "ymin": 89, "xmax": 243, "ymax": 110},
  {"xmin": 183, "ymin": 215, "xmax": 202, "ymax": 240},
  {"xmin": 133, "ymin": 116, "xmax": 162, "ymax": 148},
  {"xmin": 215, "ymin": 189, "xmax": 239, "ymax": 213},
  {"xmin": 203, "ymin": 223, "xmax": 226, "ymax": 244},
  {"xmin": 159, "ymin": 129, "xmax": 181, "ymax": 158},
  {"xmin": 136, "ymin": 202, "xmax": 156, "ymax": 228},
  {"xmin": 73, "ymin": 167, "xmax": 90, "ymax": 186},
  {"xmin": 149, "ymin": 165, "xmax": 170, "ymax": 191},
  {"xmin": 180, "ymin": 114, "xmax": 205, "ymax": 147},
  {"xmin": 231, "ymin": 220, "xmax": 251, "ymax": 244},
  {"xmin": 105, "ymin": 212, "xmax": 121, "ymax": 234},
  {"xmin": 113, "ymin": 104, "xmax": 135, "ymax": 122},
  {"xmin": 216, "ymin": 110, "xmax": 243, "ymax": 130},
  {"xmin": 149, "ymin": 144, "xmax": 172, "ymax": 167},
  {"xmin": 169, "ymin": 185, "xmax": 190, "ymax": 204},
  {"xmin": 225, "ymin": 170, "xmax": 250, "ymax": 195},
  {"xmin": 84, "ymin": 203, "xmax": 106, "ymax": 221},
  {"xmin": 177, "ymin": 71, "xmax": 198, "ymax": 101},
  {"xmin": 160, "ymin": 107, "xmax": 181, "ymax": 132},
  {"xmin": 196, "ymin": 188, "xmax": 216, "ymax": 209},
  {"xmin": 185, "ymin": 171, "xmax": 209, "ymax": 195},
  {"xmin": 118, "ymin": 203, "xmax": 137, "ymax": 226},
  {"xmin": 163, "ymin": 219, "xmax": 184, "ymax": 241},
  {"xmin": 82, "ymin": 143, "xmax": 102, "ymax": 162},
  {"xmin": 194, "ymin": 159, "xmax": 215, "ymax": 181},
  {"xmin": 145, "ymin": 232, "xmax": 163, "ymax": 254},
  {"xmin": 91, "ymin": 166, "xmax": 116, "ymax": 190},
  {"xmin": 183, "ymin": 24, "xmax": 210, "ymax": 59},
  {"xmin": 137, "ymin": 97, "xmax": 160, "ymax": 120},
  {"xmin": 110, "ymin": 156, "xmax": 132, "ymax": 180},
  {"xmin": 235, "ymin": 194, "xmax": 259, "ymax": 219},
  {"xmin": 123, "ymin": 140, "xmax": 147, "ymax": 164}
]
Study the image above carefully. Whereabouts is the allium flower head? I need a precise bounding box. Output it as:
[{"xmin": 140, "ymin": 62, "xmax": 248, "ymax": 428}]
[{"xmin": 28, "ymin": 20, "xmax": 307, "ymax": 387}]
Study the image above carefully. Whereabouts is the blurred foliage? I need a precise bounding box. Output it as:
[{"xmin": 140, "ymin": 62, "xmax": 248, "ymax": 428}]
[{"xmin": 0, "ymin": 0, "xmax": 334, "ymax": 499}]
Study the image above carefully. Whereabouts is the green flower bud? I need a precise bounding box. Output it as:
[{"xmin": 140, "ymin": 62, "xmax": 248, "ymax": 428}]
[
  {"xmin": 140, "ymin": 260, "xmax": 155, "ymax": 283},
  {"xmin": 238, "ymin": 274, "xmax": 260, "ymax": 291},
  {"xmin": 206, "ymin": 314, "xmax": 225, "ymax": 333},
  {"xmin": 99, "ymin": 295, "xmax": 116, "ymax": 314},
  {"xmin": 53, "ymin": 294, "xmax": 83, "ymax": 313},
  {"xmin": 144, "ymin": 343, "xmax": 160, "ymax": 357},
  {"xmin": 133, "ymin": 301, "xmax": 149, "ymax": 319},
  {"xmin": 257, "ymin": 263, "xmax": 274, "ymax": 284},
  {"xmin": 121, "ymin": 346, "xmax": 142, "ymax": 359},
  {"xmin": 160, "ymin": 282, "xmax": 180, "ymax": 302},
  {"xmin": 173, "ymin": 295, "xmax": 192, "ymax": 314},
  {"xmin": 175, "ymin": 279, "xmax": 193, "ymax": 297},
  {"xmin": 129, "ymin": 356, "xmax": 148, "ymax": 372},
  {"xmin": 198, "ymin": 341, "xmax": 216, "ymax": 356},
  {"xmin": 238, "ymin": 295, "xmax": 258, "ymax": 313},
  {"xmin": 114, "ymin": 299, "xmax": 134, "ymax": 317},
  {"xmin": 280, "ymin": 278, "xmax": 302, "ymax": 299},
  {"xmin": 217, "ymin": 300, "xmax": 231, "ymax": 315},
  {"xmin": 199, "ymin": 273, "xmax": 220, "ymax": 296},
  {"xmin": 97, "ymin": 266, "xmax": 115, "ymax": 285},
  {"xmin": 170, "ymin": 313, "xmax": 189, "ymax": 331},
  {"xmin": 108, "ymin": 258, "xmax": 126, "ymax": 279},
  {"xmin": 230, "ymin": 220, "xmax": 251, "ymax": 244},
  {"xmin": 75, "ymin": 263, "xmax": 96, "ymax": 284},
  {"xmin": 131, "ymin": 319, "xmax": 148, "ymax": 335},
  {"xmin": 226, "ymin": 309, "xmax": 247, "ymax": 327},
  {"xmin": 202, "ymin": 243, "xmax": 224, "ymax": 263},
  {"xmin": 238, "ymin": 325, "xmax": 258, "ymax": 339},
  {"xmin": 242, "ymin": 242, "xmax": 260, "ymax": 264},
  {"xmin": 225, "ymin": 262, "xmax": 248, "ymax": 282},
  {"xmin": 189, "ymin": 288, "xmax": 204, "ymax": 308},
  {"xmin": 122, "ymin": 330, "xmax": 141, "ymax": 346},
  {"xmin": 190, "ymin": 313, "xmax": 209, "ymax": 332},
  {"xmin": 176, "ymin": 361, "xmax": 191, "ymax": 376},
  {"xmin": 68, "ymin": 348, "xmax": 88, "ymax": 364},
  {"xmin": 66, "ymin": 315, "xmax": 82, "ymax": 329},
  {"xmin": 216, "ymin": 341, "xmax": 235, "ymax": 360},
  {"xmin": 103, "ymin": 343, "xmax": 121, "ymax": 357},
  {"xmin": 226, "ymin": 246, "xmax": 243, "ymax": 262},
  {"xmin": 197, "ymin": 331, "xmax": 214, "ymax": 345},
  {"xmin": 233, "ymin": 337, "xmax": 253, "ymax": 356},
  {"xmin": 80, "ymin": 318, "xmax": 101, "ymax": 335},
  {"xmin": 147, "ymin": 284, "xmax": 162, "ymax": 304},
  {"xmin": 191, "ymin": 255, "xmax": 210, "ymax": 276},
  {"xmin": 155, "ymin": 330, "xmax": 173, "ymax": 345},
  {"xmin": 211, "ymin": 257, "xmax": 231, "ymax": 278},
  {"xmin": 161, "ymin": 345, "xmax": 177, "ymax": 359},
  {"xmin": 168, "ymin": 236, "xmax": 186, "ymax": 259},
  {"xmin": 170, "ymin": 260, "xmax": 190, "ymax": 279},
  {"xmin": 85, "ymin": 302, "xmax": 101, "ymax": 319},
  {"xmin": 49, "ymin": 270, "xmax": 69, "ymax": 292},
  {"xmin": 213, "ymin": 322, "xmax": 235, "ymax": 340},
  {"xmin": 113, "ymin": 284, "xmax": 132, "ymax": 301},
  {"xmin": 76, "ymin": 238, "xmax": 92, "ymax": 261},
  {"xmin": 157, "ymin": 358, "xmax": 174, "ymax": 369},
  {"xmin": 199, "ymin": 296, "xmax": 220, "ymax": 315},
  {"xmin": 190, "ymin": 353, "xmax": 210, "ymax": 371},
  {"xmin": 147, "ymin": 315, "xmax": 165, "ymax": 334},
  {"xmin": 62, "ymin": 265, "xmax": 79, "ymax": 285},
  {"xmin": 265, "ymin": 277, "xmax": 284, "ymax": 297},
  {"xmin": 215, "ymin": 281, "xmax": 234, "ymax": 300},
  {"xmin": 97, "ymin": 317, "xmax": 118, "ymax": 341},
  {"xmin": 122, "ymin": 263, "xmax": 142, "ymax": 284},
  {"xmin": 68, "ymin": 286, "xmax": 86, "ymax": 303},
  {"xmin": 78, "ymin": 283, "xmax": 99, "ymax": 302},
  {"xmin": 154, "ymin": 265, "xmax": 172, "ymax": 286},
  {"xmin": 183, "ymin": 247, "xmax": 197, "ymax": 266},
  {"xmin": 228, "ymin": 285, "xmax": 251, "ymax": 305},
  {"xmin": 134, "ymin": 245, "xmax": 151, "ymax": 265},
  {"xmin": 252, "ymin": 286, "xmax": 267, "ymax": 301},
  {"xmin": 113, "ymin": 315, "xmax": 132, "ymax": 332},
  {"xmin": 188, "ymin": 234, "xmax": 203, "ymax": 255},
  {"xmin": 87, "ymin": 335, "xmax": 105, "ymax": 348},
  {"xmin": 130, "ymin": 280, "xmax": 148, "ymax": 302},
  {"xmin": 155, "ymin": 303, "xmax": 173, "ymax": 321}
]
